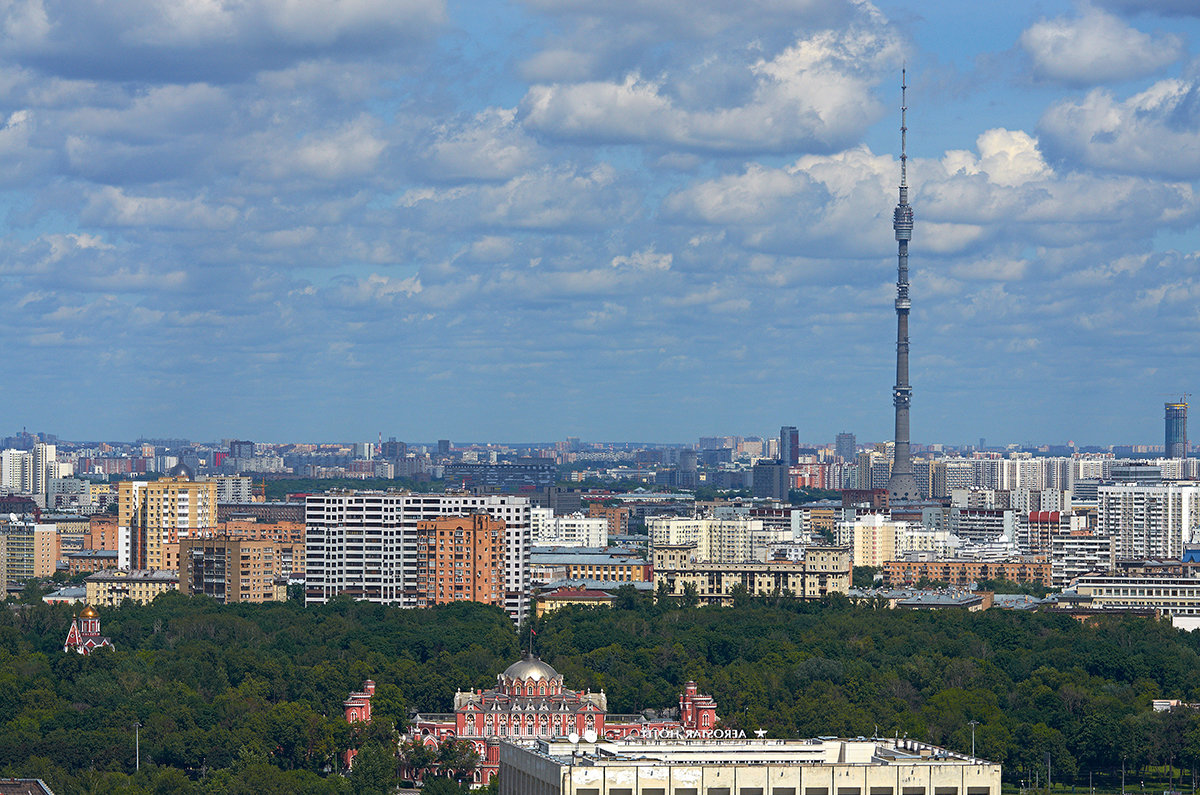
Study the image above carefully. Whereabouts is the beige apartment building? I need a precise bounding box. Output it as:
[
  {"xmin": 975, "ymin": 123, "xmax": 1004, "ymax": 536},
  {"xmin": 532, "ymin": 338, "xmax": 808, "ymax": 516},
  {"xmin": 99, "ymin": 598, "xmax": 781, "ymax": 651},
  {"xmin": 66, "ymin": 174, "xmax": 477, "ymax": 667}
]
[
  {"xmin": 85, "ymin": 568, "xmax": 179, "ymax": 607},
  {"xmin": 178, "ymin": 535, "xmax": 280, "ymax": 603},
  {"xmin": 652, "ymin": 543, "xmax": 850, "ymax": 605},
  {"xmin": 119, "ymin": 473, "xmax": 217, "ymax": 570},
  {"xmin": 1, "ymin": 522, "xmax": 59, "ymax": 584}
]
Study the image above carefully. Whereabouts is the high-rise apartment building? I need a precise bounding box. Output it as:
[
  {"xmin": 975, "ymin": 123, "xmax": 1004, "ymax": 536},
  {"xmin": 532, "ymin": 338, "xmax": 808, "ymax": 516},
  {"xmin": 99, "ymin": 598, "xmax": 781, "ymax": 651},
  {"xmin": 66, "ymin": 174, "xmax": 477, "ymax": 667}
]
[
  {"xmin": 179, "ymin": 535, "xmax": 280, "ymax": 603},
  {"xmin": 1167, "ymin": 401, "xmax": 1188, "ymax": 459},
  {"xmin": 1097, "ymin": 483, "xmax": 1200, "ymax": 559},
  {"xmin": 0, "ymin": 522, "xmax": 58, "ymax": 583},
  {"xmin": 304, "ymin": 491, "xmax": 532, "ymax": 623},
  {"xmin": 415, "ymin": 514, "xmax": 504, "ymax": 607},
  {"xmin": 751, "ymin": 459, "xmax": 789, "ymax": 500},
  {"xmin": 201, "ymin": 475, "xmax": 254, "ymax": 504},
  {"xmin": 118, "ymin": 473, "xmax": 218, "ymax": 570},
  {"xmin": 780, "ymin": 426, "xmax": 799, "ymax": 466},
  {"xmin": 648, "ymin": 516, "xmax": 791, "ymax": 564},
  {"xmin": 835, "ymin": 432, "xmax": 855, "ymax": 462},
  {"xmin": 0, "ymin": 449, "xmax": 34, "ymax": 492},
  {"xmin": 32, "ymin": 443, "xmax": 55, "ymax": 496},
  {"xmin": 531, "ymin": 508, "xmax": 607, "ymax": 547},
  {"xmin": 229, "ymin": 440, "xmax": 256, "ymax": 459}
]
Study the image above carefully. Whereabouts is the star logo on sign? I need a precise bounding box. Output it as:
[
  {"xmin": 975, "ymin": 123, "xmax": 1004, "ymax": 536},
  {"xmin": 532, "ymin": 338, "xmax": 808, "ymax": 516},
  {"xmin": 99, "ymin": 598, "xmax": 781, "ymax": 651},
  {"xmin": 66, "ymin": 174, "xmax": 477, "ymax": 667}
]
[{"xmin": 754, "ymin": 729, "xmax": 768, "ymax": 738}]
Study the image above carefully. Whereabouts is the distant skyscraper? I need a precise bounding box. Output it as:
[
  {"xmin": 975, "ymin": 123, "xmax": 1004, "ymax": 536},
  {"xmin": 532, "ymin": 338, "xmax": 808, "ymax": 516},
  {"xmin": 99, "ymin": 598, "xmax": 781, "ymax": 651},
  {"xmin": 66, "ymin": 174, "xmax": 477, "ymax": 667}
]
[
  {"xmin": 887, "ymin": 72, "xmax": 920, "ymax": 502},
  {"xmin": 835, "ymin": 432, "xmax": 855, "ymax": 462},
  {"xmin": 437, "ymin": 439, "xmax": 451, "ymax": 456},
  {"xmin": 1166, "ymin": 401, "xmax": 1188, "ymax": 458},
  {"xmin": 229, "ymin": 440, "xmax": 256, "ymax": 459},
  {"xmin": 780, "ymin": 426, "xmax": 799, "ymax": 466}
]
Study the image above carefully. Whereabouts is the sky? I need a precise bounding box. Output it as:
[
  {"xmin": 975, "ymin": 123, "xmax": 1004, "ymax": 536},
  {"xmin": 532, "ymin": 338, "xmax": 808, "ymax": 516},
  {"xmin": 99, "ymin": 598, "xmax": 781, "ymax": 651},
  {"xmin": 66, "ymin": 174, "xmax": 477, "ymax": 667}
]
[{"xmin": 0, "ymin": 0, "xmax": 1198, "ymax": 447}]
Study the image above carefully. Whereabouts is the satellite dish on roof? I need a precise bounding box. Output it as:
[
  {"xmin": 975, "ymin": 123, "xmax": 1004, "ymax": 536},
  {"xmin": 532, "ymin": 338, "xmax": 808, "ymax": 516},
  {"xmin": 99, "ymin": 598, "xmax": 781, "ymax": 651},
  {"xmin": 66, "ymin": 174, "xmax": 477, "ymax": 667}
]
[
  {"xmin": 583, "ymin": 729, "xmax": 597, "ymax": 743},
  {"xmin": 567, "ymin": 732, "xmax": 580, "ymax": 744}
]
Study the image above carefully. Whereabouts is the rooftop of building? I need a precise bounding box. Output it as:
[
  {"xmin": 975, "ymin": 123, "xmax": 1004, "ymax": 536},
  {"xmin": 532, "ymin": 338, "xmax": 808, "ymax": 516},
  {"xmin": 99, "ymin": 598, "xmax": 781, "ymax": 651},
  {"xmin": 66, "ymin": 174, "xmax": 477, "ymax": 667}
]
[
  {"xmin": 540, "ymin": 578, "xmax": 654, "ymax": 592},
  {"xmin": 540, "ymin": 588, "xmax": 614, "ymax": 601},
  {"xmin": 525, "ymin": 736, "xmax": 991, "ymax": 768},
  {"xmin": 531, "ymin": 551, "xmax": 649, "ymax": 566},
  {"xmin": 65, "ymin": 549, "xmax": 119, "ymax": 559},
  {"xmin": 84, "ymin": 568, "xmax": 179, "ymax": 583},
  {"xmin": 0, "ymin": 779, "xmax": 56, "ymax": 795}
]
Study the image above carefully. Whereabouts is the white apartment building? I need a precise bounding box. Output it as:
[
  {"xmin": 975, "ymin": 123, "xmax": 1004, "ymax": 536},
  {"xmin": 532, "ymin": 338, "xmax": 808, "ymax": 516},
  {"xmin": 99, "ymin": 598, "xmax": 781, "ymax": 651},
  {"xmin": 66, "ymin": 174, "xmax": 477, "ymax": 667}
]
[
  {"xmin": 835, "ymin": 514, "xmax": 922, "ymax": 568},
  {"xmin": 948, "ymin": 507, "xmax": 1016, "ymax": 544},
  {"xmin": 531, "ymin": 508, "xmax": 606, "ymax": 547},
  {"xmin": 1097, "ymin": 483, "xmax": 1200, "ymax": 559},
  {"xmin": 202, "ymin": 475, "xmax": 255, "ymax": 504},
  {"xmin": 304, "ymin": 491, "xmax": 532, "ymax": 623},
  {"xmin": 1073, "ymin": 569, "xmax": 1200, "ymax": 618},
  {"xmin": 0, "ymin": 449, "xmax": 34, "ymax": 492},
  {"xmin": 32, "ymin": 443, "xmax": 55, "ymax": 496},
  {"xmin": 647, "ymin": 516, "xmax": 789, "ymax": 563},
  {"xmin": 1051, "ymin": 532, "xmax": 1116, "ymax": 588}
]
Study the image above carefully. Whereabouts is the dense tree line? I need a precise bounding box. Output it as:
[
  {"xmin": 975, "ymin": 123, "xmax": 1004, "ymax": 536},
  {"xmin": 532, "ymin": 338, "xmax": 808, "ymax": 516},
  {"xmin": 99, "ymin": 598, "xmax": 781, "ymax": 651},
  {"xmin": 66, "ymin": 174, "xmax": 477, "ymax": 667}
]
[{"xmin": 5, "ymin": 591, "xmax": 1200, "ymax": 792}]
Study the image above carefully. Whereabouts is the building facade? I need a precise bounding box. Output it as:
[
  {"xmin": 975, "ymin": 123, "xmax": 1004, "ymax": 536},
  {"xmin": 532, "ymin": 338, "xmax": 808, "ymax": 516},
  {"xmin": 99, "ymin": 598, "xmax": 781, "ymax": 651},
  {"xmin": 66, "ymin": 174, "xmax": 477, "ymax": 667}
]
[
  {"xmin": 500, "ymin": 736, "xmax": 1001, "ymax": 795},
  {"xmin": 882, "ymin": 557, "xmax": 1051, "ymax": 588},
  {"xmin": 305, "ymin": 491, "xmax": 532, "ymax": 623},
  {"xmin": 416, "ymin": 514, "xmax": 505, "ymax": 607},
  {"xmin": 85, "ymin": 568, "xmax": 179, "ymax": 606},
  {"xmin": 1097, "ymin": 483, "xmax": 1200, "ymax": 559},
  {"xmin": 532, "ymin": 509, "xmax": 607, "ymax": 547},
  {"xmin": 652, "ymin": 544, "xmax": 850, "ymax": 604},
  {"xmin": 118, "ymin": 473, "xmax": 218, "ymax": 570},
  {"xmin": 411, "ymin": 653, "xmax": 719, "ymax": 785},
  {"xmin": 178, "ymin": 535, "xmax": 280, "ymax": 603}
]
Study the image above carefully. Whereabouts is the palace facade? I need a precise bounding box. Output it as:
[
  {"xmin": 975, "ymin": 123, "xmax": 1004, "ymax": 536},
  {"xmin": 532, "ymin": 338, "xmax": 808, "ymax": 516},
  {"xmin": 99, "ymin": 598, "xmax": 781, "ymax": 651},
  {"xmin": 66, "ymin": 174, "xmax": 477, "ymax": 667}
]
[{"xmin": 410, "ymin": 652, "xmax": 719, "ymax": 784}]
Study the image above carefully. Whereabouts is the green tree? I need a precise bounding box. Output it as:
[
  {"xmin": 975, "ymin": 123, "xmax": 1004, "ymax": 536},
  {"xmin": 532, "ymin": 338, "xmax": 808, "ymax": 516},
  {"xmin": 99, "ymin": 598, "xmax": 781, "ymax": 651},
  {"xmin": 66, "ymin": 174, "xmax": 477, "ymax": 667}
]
[
  {"xmin": 350, "ymin": 742, "xmax": 397, "ymax": 795},
  {"xmin": 852, "ymin": 567, "xmax": 880, "ymax": 589}
]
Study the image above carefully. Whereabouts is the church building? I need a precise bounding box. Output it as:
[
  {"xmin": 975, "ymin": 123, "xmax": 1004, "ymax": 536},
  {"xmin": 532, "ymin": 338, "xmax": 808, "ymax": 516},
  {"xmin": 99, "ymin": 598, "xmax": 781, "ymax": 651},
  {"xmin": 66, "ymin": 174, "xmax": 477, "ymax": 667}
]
[{"xmin": 63, "ymin": 605, "xmax": 113, "ymax": 655}]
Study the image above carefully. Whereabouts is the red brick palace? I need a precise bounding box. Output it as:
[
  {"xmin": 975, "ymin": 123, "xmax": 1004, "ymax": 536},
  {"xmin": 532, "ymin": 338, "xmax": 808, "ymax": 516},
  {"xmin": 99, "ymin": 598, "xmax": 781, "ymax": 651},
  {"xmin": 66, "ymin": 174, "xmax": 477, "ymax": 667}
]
[{"xmin": 409, "ymin": 652, "xmax": 719, "ymax": 784}]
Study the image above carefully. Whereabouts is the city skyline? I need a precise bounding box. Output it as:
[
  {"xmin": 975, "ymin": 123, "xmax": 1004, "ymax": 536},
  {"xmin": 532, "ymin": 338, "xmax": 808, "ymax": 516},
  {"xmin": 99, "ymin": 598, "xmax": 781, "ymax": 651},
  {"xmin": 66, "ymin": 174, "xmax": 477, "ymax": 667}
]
[{"xmin": 0, "ymin": 1, "xmax": 1198, "ymax": 444}]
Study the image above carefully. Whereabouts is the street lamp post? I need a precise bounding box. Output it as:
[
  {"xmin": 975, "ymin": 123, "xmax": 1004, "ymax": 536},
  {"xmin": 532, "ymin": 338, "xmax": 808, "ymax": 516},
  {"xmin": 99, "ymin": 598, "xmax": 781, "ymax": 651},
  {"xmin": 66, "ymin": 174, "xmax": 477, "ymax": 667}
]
[
  {"xmin": 967, "ymin": 721, "xmax": 979, "ymax": 759},
  {"xmin": 133, "ymin": 721, "xmax": 141, "ymax": 772}
]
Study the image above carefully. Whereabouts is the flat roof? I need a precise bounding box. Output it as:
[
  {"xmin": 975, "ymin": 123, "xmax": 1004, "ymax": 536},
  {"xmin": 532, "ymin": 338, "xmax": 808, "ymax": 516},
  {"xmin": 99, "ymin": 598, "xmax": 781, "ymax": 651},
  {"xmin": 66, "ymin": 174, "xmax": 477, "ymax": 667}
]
[{"xmin": 525, "ymin": 737, "xmax": 991, "ymax": 768}]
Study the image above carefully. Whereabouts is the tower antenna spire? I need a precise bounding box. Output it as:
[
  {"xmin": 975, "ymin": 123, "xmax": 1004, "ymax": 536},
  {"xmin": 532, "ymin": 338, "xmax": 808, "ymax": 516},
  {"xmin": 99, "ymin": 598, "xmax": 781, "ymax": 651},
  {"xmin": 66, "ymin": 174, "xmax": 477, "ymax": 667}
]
[
  {"xmin": 900, "ymin": 66, "xmax": 907, "ymax": 189},
  {"xmin": 888, "ymin": 67, "xmax": 919, "ymax": 502}
]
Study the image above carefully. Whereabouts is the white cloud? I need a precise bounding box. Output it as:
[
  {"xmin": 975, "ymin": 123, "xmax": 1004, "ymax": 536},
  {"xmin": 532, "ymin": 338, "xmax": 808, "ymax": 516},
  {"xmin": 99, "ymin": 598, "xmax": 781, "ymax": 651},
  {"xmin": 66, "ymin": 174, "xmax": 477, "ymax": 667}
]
[
  {"xmin": 424, "ymin": 107, "xmax": 543, "ymax": 182},
  {"xmin": 82, "ymin": 186, "xmax": 239, "ymax": 229},
  {"xmin": 1039, "ymin": 79, "xmax": 1200, "ymax": 179},
  {"xmin": 267, "ymin": 116, "xmax": 387, "ymax": 180},
  {"xmin": 1020, "ymin": 7, "xmax": 1182, "ymax": 86},
  {"xmin": 3, "ymin": 0, "xmax": 447, "ymax": 82},
  {"xmin": 612, "ymin": 247, "xmax": 672, "ymax": 271},
  {"xmin": 521, "ymin": 25, "xmax": 899, "ymax": 153}
]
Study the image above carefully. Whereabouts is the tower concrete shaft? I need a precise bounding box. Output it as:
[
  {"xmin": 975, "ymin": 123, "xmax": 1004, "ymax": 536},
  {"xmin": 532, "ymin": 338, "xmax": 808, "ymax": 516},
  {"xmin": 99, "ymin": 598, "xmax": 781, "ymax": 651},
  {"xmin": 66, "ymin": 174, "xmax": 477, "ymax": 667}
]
[{"xmin": 888, "ymin": 71, "xmax": 920, "ymax": 501}]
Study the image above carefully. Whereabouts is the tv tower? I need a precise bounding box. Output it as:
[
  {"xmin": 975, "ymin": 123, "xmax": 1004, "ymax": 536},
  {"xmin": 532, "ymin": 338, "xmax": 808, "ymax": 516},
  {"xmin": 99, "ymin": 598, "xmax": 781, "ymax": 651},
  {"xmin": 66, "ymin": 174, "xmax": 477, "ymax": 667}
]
[{"xmin": 887, "ymin": 70, "xmax": 920, "ymax": 502}]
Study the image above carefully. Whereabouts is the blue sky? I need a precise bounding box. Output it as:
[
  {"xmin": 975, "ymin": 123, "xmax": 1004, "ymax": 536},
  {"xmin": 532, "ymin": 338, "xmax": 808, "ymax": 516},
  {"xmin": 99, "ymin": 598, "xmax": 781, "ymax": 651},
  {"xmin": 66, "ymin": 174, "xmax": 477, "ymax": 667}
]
[{"xmin": 0, "ymin": 0, "xmax": 1198, "ymax": 447}]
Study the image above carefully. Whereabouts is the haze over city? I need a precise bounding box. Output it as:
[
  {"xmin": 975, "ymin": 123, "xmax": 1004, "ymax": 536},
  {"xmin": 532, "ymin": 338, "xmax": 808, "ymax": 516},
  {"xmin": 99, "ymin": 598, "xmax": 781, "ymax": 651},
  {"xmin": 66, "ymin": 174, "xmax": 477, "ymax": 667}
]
[{"xmin": 0, "ymin": 0, "xmax": 1197, "ymax": 445}]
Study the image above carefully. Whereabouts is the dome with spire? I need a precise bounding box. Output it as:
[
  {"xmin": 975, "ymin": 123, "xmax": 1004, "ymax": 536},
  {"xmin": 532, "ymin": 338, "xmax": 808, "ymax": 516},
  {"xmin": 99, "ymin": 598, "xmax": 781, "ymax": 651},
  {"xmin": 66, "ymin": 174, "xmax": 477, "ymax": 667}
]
[
  {"xmin": 502, "ymin": 652, "xmax": 558, "ymax": 683},
  {"xmin": 167, "ymin": 462, "xmax": 194, "ymax": 479},
  {"xmin": 80, "ymin": 604, "xmax": 99, "ymax": 619}
]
